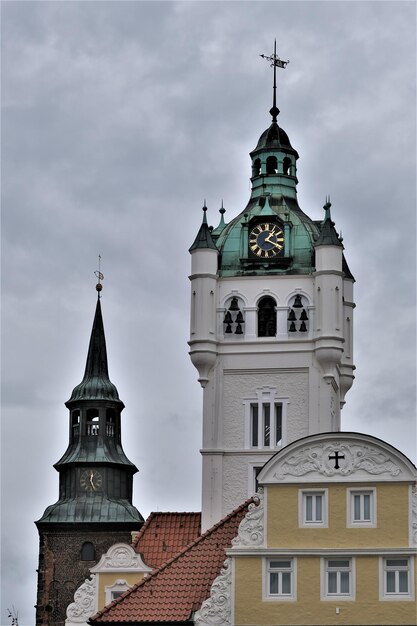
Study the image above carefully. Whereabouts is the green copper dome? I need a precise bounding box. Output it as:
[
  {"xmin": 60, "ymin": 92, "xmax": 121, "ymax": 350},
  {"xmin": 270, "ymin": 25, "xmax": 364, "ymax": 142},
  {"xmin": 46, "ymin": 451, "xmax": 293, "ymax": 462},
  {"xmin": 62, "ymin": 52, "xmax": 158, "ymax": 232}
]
[{"xmin": 215, "ymin": 195, "xmax": 319, "ymax": 277}]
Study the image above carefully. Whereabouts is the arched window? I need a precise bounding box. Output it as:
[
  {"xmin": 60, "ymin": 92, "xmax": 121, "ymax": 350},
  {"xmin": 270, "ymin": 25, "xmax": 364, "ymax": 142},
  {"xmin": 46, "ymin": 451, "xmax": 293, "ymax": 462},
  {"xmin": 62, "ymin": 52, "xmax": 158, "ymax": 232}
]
[
  {"xmin": 252, "ymin": 158, "xmax": 261, "ymax": 177},
  {"xmin": 86, "ymin": 409, "xmax": 99, "ymax": 436},
  {"xmin": 266, "ymin": 156, "xmax": 278, "ymax": 175},
  {"xmin": 283, "ymin": 157, "xmax": 291, "ymax": 176},
  {"xmin": 106, "ymin": 409, "xmax": 116, "ymax": 437},
  {"xmin": 223, "ymin": 296, "xmax": 245, "ymax": 336},
  {"xmin": 257, "ymin": 296, "xmax": 277, "ymax": 337},
  {"xmin": 71, "ymin": 410, "xmax": 80, "ymax": 441},
  {"xmin": 81, "ymin": 542, "xmax": 95, "ymax": 561},
  {"xmin": 287, "ymin": 294, "xmax": 309, "ymax": 334}
]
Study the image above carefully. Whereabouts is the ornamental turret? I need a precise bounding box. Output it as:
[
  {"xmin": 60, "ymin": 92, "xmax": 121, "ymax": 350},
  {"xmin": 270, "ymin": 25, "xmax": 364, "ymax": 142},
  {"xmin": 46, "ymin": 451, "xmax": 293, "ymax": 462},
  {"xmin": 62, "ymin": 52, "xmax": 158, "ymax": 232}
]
[{"xmin": 189, "ymin": 204, "xmax": 219, "ymax": 387}]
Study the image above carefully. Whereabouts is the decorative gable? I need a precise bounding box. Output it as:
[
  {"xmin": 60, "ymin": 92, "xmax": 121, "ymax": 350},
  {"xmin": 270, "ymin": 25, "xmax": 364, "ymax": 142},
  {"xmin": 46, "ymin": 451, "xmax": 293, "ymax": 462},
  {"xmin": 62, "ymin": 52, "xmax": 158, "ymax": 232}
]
[
  {"xmin": 258, "ymin": 433, "xmax": 417, "ymax": 485},
  {"xmin": 90, "ymin": 543, "xmax": 151, "ymax": 574}
]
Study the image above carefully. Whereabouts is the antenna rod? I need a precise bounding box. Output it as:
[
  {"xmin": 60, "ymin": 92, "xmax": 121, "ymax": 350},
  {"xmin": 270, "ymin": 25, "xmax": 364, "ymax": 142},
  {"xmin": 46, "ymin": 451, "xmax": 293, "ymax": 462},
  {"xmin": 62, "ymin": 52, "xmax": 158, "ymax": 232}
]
[
  {"xmin": 260, "ymin": 40, "xmax": 289, "ymax": 123},
  {"xmin": 272, "ymin": 39, "xmax": 277, "ymax": 121},
  {"xmin": 94, "ymin": 254, "xmax": 104, "ymax": 297}
]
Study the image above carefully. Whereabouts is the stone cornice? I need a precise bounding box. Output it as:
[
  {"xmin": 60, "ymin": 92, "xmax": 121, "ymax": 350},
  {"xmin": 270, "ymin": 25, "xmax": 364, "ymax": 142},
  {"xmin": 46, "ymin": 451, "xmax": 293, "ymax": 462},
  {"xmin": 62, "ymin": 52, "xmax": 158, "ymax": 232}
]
[{"xmin": 227, "ymin": 547, "xmax": 417, "ymax": 557}]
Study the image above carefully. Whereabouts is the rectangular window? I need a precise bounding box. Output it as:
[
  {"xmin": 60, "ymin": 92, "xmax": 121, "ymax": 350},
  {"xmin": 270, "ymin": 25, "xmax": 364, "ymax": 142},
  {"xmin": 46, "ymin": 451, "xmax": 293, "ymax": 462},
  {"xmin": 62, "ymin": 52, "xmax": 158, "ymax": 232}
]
[
  {"xmin": 347, "ymin": 489, "xmax": 376, "ymax": 527},
  {"xmin": 254, "ymin": 466, "xmax": 262, "ymax": 493},
  {"xmin": 251, "ymin": 404, "xmax": 259, "ymax": 447},
  {"xmin": 250, "ymin": 403, "xmax": 282, "ymax": 449},
  {"xmin": 263, "ymin": 403, "xmax": 270, "ymax": 446},
  {"xmin": 275, "ymin": 404, "xmax": 282, "ymax": 445},
  {"xmin": 267, "ymin": 559, "xmax": 294, "ymax": 598},
  {"xmin": 299, "ymin": 489, "xmax": 327, "ymax": 527},
  {"xmin": 383, "ymin": 559, "xmax": 411, "ymax": 598},
  {"xmin": 324, "ymin": 559, "xmax": 353, "ymax": 598}
]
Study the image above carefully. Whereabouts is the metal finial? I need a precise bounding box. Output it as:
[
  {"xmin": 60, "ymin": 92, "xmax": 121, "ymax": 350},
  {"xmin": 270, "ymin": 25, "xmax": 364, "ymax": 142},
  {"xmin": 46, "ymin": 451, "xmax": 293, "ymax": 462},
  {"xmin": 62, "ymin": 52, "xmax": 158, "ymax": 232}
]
[
  {"xmin": 94, "ymin": 254, "xmax": 104, "ymax": 297},
  {"xmin": 220, "ymin": 199, "xmax": 225, "ymax": 215},
  {"xmin": 260, "ymin": 39, "xmax": 289, "ymax": 123}
]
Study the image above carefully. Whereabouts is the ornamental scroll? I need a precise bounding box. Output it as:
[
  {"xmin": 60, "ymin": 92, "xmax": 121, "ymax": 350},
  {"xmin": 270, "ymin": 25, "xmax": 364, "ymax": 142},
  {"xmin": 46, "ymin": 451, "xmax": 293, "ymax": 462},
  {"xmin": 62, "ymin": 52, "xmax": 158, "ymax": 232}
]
[
  {"xmin": 65, "ymin": 575, "xmax": 97, "ymax": 625},
  {"xmin": 194, "ymin": 559, "xmax": 232, "ymax": 626}
]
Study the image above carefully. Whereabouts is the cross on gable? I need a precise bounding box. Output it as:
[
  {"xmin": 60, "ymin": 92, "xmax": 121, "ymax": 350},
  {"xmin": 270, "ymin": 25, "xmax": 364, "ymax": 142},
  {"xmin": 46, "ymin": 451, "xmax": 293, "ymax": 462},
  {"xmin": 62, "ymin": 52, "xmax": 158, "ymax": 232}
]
[{"xmin": 328, "ymin": 450, "xmax": 345, "ymax": 469}]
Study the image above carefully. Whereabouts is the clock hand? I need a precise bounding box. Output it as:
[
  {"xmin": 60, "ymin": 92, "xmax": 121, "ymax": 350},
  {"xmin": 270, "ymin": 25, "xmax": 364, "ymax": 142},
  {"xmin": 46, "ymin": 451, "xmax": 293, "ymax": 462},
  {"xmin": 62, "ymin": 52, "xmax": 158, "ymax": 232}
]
[
  {"xmin": 267, "ymin": 239, "xmax": 284, "ymax": 249},
  {"xmin": 264, "ymin": 231, "xmax": 282, "ymax": 247}
]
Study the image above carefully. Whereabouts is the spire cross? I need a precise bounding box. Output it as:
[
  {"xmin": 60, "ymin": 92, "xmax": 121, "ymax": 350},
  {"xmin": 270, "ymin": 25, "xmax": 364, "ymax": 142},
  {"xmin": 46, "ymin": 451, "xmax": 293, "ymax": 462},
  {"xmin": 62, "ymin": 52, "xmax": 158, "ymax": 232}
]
[
  {"xmin": 94, "ymin": 254, "xmax": 104, "ymax": 297},
  {"xmin": 260, "ymin": 39, "xmax": 289, "ymax": 123}
]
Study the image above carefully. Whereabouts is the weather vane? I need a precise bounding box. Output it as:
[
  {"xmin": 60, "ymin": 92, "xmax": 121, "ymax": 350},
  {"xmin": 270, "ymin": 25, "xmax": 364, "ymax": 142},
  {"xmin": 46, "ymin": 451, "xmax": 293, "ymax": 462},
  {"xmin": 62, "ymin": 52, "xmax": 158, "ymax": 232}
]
[
  {"xmin": 260, "ymin": 39, "xmax": 289, "ymax": 123},
  {"xmin": 94, "ymin": 254, "xmax": 104, "ymax": 297}
]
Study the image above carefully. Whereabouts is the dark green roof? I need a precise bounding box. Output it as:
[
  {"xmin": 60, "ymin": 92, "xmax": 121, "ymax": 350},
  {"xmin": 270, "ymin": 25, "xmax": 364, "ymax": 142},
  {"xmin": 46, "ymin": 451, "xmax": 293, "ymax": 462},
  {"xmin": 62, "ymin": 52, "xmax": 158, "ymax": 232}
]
[
  {"xmin": 314, "ymin": 201, "xmax": 343, "ymax": 248},
  {"xmin": 37, "ymin": 495, "xmax": 143, "ymax": 524},
  {"xmin": 254, "ymin": 121, "xmax": 298, "ymax": 157},
  {"xmin": 189, "ymin": 206, "xmax": 218, "ymax": 252},
  {"xmin": 215, "ymin": 195, "xmax": 319, "ymax": 276},
  {"xmin": 54, "ymin": 439, "xmax": 138, "ymax": 468},
  {"xmin": 66, "ymin": 298, "xmax": 123, "ymax": 406}
]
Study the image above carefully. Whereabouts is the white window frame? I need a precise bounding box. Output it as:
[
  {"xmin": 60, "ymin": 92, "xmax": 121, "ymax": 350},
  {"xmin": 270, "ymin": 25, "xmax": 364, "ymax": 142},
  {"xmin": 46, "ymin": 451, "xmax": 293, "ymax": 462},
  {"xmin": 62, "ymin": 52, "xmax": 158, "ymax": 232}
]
[
  {"xmin": 380, "ymin": 557, "xmax": 414, "ymax": 601},
  {"xmin": 299, "ymin": 489, "xmax": 328, "ymax": 528},
  {"xmin": 243, "ymin": 387, "xmax": 288, "ymax": 450},
  {"xmin": 347, "ymin": 488, "xmax": 376, "ymax": 528},
  {"xmin": 105, "ymin": 579, "xmax": 131, "ymax": 604},
  {"xmin": 247, "ymin": 463, "xmax": 264, "ymax": 496},
  {"xmin": 321, "ymin": 558, "xmax": 355, "ymax": 601},
  {"xmin": 264, "ymin": 557, "xmax": 297, "ymax": 601}
]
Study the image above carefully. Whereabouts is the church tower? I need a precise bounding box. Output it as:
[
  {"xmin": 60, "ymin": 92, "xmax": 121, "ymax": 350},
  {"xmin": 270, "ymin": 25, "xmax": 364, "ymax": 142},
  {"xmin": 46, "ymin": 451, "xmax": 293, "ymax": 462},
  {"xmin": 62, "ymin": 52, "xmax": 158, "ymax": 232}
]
[
  {"xmin": 189, "ymin": 45, "xmax": 356, "ymax": 531},
  {"xmin": 35, "ymin": 281, "xmax": 143, "ymax": 626}
]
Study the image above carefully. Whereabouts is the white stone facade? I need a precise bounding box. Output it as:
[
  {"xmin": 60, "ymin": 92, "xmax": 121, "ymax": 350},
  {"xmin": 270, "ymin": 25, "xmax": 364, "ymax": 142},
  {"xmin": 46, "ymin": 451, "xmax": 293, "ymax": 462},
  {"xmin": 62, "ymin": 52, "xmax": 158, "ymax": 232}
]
[
  {"xmin": 190, "ymin": 227, "xmax": 355, "ymax": 531},
  {"xmin": 190, "ymin": 265, "xmax": 355, "ymax": 531}
]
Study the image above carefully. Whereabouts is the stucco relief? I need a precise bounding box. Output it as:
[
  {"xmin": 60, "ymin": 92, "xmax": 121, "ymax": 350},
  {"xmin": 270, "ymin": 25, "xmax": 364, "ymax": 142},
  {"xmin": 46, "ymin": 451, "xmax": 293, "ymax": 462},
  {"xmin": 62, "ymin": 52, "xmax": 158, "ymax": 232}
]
[
  {"xmin": 232, "ymin": 489, "xmax": 264, "ymax": 548},
  {"xmin": 90, "ymin": 542, "xmax": 151, "ymax": 573},
  {"xmin": 194, "ymin": 559, "xmax": 232, "ymax": 626},
  {"xmin": 274, "ymin": 442, "xmax": 401, "ymax": 480},
  {"xmin": 65, "ymin": 575, "xmax": 97, "ymax": 625}
]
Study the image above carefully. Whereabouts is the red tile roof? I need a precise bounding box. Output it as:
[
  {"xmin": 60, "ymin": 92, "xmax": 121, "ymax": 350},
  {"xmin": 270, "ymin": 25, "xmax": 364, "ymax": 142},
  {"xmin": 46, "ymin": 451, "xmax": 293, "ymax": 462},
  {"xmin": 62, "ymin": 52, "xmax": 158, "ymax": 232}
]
[
  {"xmin": 90, "ymin": 498, "xmax": 255, "ymax": 624},
  {"xmin": 132, "ymin": 512, "xmax": 201, "ymax": 568}
]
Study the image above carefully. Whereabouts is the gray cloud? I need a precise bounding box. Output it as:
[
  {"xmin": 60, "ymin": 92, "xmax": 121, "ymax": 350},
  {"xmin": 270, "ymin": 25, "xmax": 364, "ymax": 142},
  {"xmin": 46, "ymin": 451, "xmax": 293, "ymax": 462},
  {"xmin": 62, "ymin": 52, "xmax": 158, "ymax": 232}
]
[{"xmin": 2, "ymin": 2, "xmax": 416, "ymax": 623}]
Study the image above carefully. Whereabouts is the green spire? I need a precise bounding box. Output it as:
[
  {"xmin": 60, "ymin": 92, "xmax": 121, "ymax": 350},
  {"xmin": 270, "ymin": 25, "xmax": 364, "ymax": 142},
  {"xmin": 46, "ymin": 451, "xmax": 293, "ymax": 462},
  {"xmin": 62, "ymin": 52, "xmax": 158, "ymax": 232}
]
[
  {"xmin": 314, "ymin": 197, "xmax": 343, "ymax": 248},
  {"xmin": 211, "ymin": 201, "xmax": 227, "ymax": 238},
  {"xmin": 189, "ymin": 203, "xmax": 218, "ymax": 252},
  {"xmin": 66, "ymin": 297, "xmax": 123, "ymax": 405}
]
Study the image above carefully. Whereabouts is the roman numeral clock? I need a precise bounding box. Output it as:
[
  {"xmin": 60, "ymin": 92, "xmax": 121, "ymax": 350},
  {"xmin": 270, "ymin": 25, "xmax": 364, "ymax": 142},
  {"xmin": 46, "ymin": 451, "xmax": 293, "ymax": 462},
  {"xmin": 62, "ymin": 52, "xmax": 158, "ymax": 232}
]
[{"xmin": 249, "ymin": 221, "xmax": 284, "ymax": 258}]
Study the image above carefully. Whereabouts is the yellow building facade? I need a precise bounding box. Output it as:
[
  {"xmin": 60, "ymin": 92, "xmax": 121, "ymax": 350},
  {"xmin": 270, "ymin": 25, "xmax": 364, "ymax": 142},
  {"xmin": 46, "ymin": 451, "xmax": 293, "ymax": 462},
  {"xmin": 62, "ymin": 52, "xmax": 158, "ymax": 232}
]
[{"xmin": 196, "ymin": 432, "xmax": 417, "ymax": 626}]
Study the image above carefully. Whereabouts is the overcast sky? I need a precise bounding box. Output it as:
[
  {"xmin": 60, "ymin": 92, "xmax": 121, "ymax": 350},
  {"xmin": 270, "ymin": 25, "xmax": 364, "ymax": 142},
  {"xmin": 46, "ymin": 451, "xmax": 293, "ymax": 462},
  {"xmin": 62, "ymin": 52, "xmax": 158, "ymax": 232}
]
[{"xmin": 2, "ymin": 1, "xmax": 416, "ymax": 624}]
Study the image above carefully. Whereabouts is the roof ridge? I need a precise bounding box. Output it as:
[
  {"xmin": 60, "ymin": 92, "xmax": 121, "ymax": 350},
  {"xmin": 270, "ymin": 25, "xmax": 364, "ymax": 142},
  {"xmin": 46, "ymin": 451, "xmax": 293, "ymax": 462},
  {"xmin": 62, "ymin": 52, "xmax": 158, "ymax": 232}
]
[
  {"xmin": 92, "ymin": 497, "xmax": 256, "ymax": 621},
  {"xmin": 130, "ymin": 512, "xmax": 156, "ymax": 548}
]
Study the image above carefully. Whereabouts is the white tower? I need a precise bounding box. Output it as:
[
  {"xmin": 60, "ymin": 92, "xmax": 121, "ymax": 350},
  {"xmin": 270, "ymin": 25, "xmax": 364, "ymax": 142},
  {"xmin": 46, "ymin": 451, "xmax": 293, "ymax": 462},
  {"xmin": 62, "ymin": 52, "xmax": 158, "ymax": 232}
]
[{"xmin": 189, "ymin": 54, "xmax": 355, "ymax": 531}]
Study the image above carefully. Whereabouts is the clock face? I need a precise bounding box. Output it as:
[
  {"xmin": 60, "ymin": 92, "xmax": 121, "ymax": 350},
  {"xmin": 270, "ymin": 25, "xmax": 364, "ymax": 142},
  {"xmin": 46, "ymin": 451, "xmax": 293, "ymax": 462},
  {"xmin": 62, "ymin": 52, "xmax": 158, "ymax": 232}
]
[
  {"xmin": 80, "ymin": 469, "xmax": 103, "ymax": 492},
  {"xmin": 249, "ymin": 222, "xmax": 284, "ymax": 258}
]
